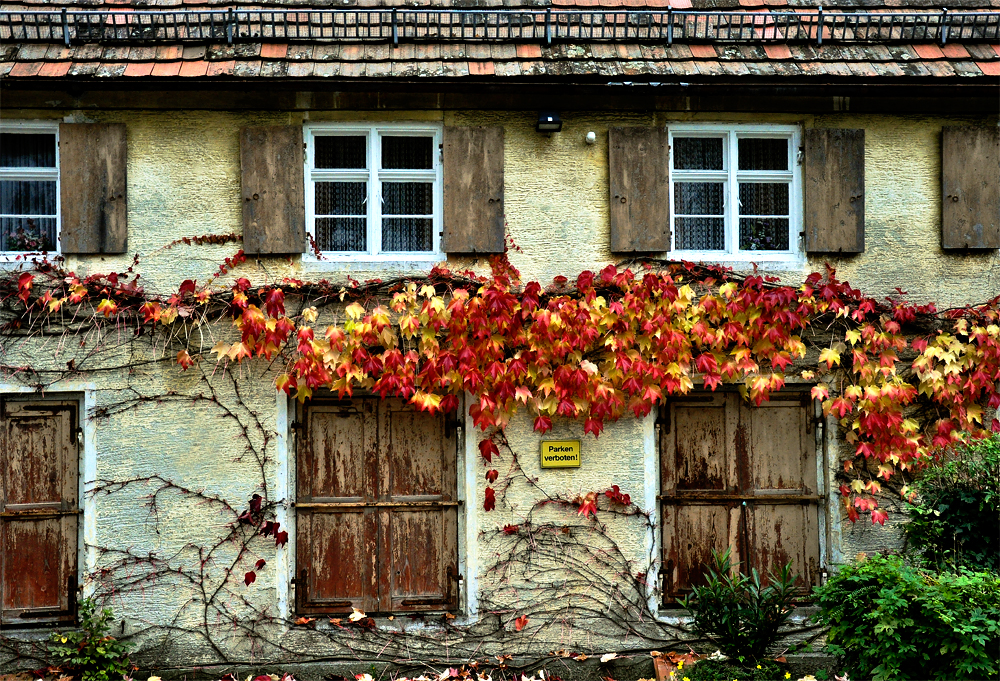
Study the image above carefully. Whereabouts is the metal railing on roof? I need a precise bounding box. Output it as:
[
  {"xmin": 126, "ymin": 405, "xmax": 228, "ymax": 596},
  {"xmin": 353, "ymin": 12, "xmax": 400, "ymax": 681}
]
[{"xmin": 0, "ymin": 8, "xmax": 997, "ymax": 46}]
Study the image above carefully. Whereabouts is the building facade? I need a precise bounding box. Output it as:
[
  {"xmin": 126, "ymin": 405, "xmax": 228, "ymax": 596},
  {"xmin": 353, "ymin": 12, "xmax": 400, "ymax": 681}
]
[{"xmin": 1, "ymin": 0, "xmax": 998, "ymax": 675}]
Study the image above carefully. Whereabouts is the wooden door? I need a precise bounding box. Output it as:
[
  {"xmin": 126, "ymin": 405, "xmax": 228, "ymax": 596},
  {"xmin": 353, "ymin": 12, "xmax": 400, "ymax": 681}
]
[
  {"xmin": 1, "ymin": 399, "xmax": 79, "ymax": 625},
  {"xmin": 660, "ymin": 391, "xmax": 819, "ymax": 603},
  {"xmin": 296, "ymin": 397, "xmax": 458, "ymax": 615}
]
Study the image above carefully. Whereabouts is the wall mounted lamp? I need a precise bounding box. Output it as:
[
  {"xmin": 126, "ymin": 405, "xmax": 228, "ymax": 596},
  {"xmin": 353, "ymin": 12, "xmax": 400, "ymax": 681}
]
[{"xmin": 536, "ymin": 111, "xmax": 562, "ymax": 132}]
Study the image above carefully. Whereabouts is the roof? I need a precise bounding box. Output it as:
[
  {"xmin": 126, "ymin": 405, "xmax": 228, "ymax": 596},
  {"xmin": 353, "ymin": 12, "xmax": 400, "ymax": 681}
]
[{"xmin": 1, "ymin": 2, "xmax": 998, "ymax": 83}]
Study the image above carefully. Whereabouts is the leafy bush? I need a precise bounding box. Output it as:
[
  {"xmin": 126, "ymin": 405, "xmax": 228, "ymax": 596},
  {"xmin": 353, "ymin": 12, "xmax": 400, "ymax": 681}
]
[
  {"xmin": 48, "ymin": 598, "xmax": 133, "ymax": 681},
  {"xmin": 813, "ymin": 554, "xmax": 1000, "ymax": 681},
  {"xmin": 686, "ymin": 658, "xmax": 791, "ymax": 681},
  {"xmin": 680, "ymin": 548, "xmax": 798, "ymax": 665},
  {"xmin": 904, "ymin": 436, "xmax": 1000, "ymax": 571}
]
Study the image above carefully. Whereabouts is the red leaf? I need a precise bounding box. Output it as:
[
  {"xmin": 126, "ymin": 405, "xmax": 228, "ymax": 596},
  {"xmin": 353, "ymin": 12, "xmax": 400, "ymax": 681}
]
[
  {"xmin": 244, "ymin": 571, "xmax": 256, "ymax": 586},
  {"xmin": 503, "ymin": 524, "xmax": 519, "ymax": 535},
  {"xmin": 275, "ymin": 530, "xmax": 289, "ymax": 547},
  {"xmin": 514, "ymin": 614, "xmax": 529, "ymax": 632},
  {"xmin": 17, "ymin": 273, "xmax": 33, "ymax": 303},
  {"xmin": 485, "ymin": 469, "xmax": 499, "ymax": 483},
  {"xmin": 479, "ymin": 438, "xmax": 499, "ymax": 463},
  {"xmin": 255, "ymin": 559, "xmax": 266, "ymax": 570},
  {"xmin": 484, "ymin": 486, "xmax": 496, "ymax": 512}
]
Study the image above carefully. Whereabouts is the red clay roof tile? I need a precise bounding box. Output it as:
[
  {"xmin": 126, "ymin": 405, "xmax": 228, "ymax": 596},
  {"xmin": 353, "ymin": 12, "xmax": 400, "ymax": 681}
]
[
  {"xmin": 516, "ymin": 44, "xmax": 543, "ymax": 59},
  {"xmin": 261, "ymin": 43, "xmax": 289, "ymax": 60},
  {"xmin": 762, "ymin": 43, "xmax": 792, "ymax": 60},
  {"xmin": 37, "ymin": 61, "xmax": 72, "ymax": 77},
  {"xmin": 976, "ymin": 60, "xmax": 1000, "ymax": 75},
  {"xmin": 912, "ymin": 43, "xmax": 946, "ymax": 59},
  {"xmin": 123, "ymin": 61, "xmax": 155, "ymax": 76},
  {"xmin": 151, "ymin": 60, "xmax": 183, "ymax": 76},
  {"xmin": 178, "ymin": 59, "xmax": 209, "ymax": 76},
  {"xmin": 689, "ymin": 44, "xmax": 716, "ymax": 59},
  {"xmin": 469, "ymin": 60, "xmax": 496, "ymax": 75}
]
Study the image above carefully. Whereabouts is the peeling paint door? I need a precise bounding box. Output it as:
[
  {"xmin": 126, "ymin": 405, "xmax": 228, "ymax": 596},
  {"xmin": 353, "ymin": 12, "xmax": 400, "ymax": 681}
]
[
  {"xmin": 296, "ymin": 397, "xmax": 458, "ymax": 615},
  {"xmin": 660, "ymin": 391, "xmax": 818, "ymax": 603},
  {"xmin": 0, "ymin": 399, "xmax": 79, "ymax": 626}
]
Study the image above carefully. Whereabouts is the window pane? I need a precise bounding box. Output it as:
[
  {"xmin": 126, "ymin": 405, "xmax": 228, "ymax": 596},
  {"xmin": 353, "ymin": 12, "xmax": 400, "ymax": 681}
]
[
  {"xmin": 381, "ymin": 136, "xmax": 433, "ymax": 170},
  {"xmin": 315, "ymin": 136, "xmax": 367, "ymax": 169},
  {"xmin": 738, "ymin": 183, "xmax": 789, "ymax": 216},
  {"xmin": 0, "ymin": 180, "xmax": 57, "ymax": 216},
  {"xmin": 675, "ymin": 218, "xmax": 725, "ymax": 251},
  {"xmin": 0, "ymin": 133, "xmax": 56, "ymax": 168},
  {"xmin": 0, "ymin": 217, "xmax": 57, "ymax": 251},
  {"xmin": 383, "ymin": 182, "xmax": 433, "ymax": 215},
  {"xmin": 674, "ymin": 182, "xmax": 724, "ymax": 216},
  {"xmin": 382, "ymin": 218, "xmax": 433, "ymax": 252},
  {"xmin": 738, "ymin": 138, "xmax": 788, "ymax": 171},
  {"xmin": 673, "ymin": 137, "xmax": 723, "ymax": 170},
  {"xmin": 315, "ymin": 182, "xmax": 366, "ymax": 216},
  {"xmin": 739, "ymin": 218, "xmax": 790, "ymax": 251},
  {"xmin": 316, "ymin": 218, "xmax": 366, "ymax": 252}
]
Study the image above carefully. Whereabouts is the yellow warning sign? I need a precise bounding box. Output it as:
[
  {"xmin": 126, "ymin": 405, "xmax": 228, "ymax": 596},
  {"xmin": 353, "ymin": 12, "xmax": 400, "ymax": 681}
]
[{"xmin": 540, "ymin": 440, "xmax": 581, "ymax": 468}]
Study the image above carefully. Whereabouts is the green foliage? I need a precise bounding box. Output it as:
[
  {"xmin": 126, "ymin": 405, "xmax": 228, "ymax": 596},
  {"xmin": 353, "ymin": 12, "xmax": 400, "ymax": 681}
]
[
  {"xmin": 813, "ymin": 554, "xmax": 1000, "ymax": 681},
  {"xmin": 686, "ymin": 658, "xmax": 791, "ymax": 681},
  {"xmin": 904, "ymin": 436, "xmax": 1000, "ymax": 571},
  {"xmin": 48, "ymin": 598, "xmax": 133, "ymax": 681},
  {"xmin": 680, "ymin": 548, "xmax": 798, "ymax": 664}
]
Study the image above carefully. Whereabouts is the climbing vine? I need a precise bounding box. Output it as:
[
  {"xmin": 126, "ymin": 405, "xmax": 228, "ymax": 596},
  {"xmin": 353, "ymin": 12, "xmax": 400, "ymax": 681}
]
[{"xmin": 1, "ymin": 245, "xmax": 998, "ymax": 673}]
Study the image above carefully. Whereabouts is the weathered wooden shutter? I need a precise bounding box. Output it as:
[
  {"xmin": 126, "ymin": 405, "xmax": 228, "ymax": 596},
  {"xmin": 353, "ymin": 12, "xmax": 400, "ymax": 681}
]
[
  {"xmin": 741, "ymin": 393, "xmax": 819, "ymax": 588},
  {"xmin": 1, "ymin": 399, "xmax": 79, "ymax": 625},
  {"xmin": 378, "ymin": 399, "xmax": 458, "ymax": 612},
  {"xmin": 804, "ymin": 128, "xmax": 865, "ymax": 254},
  {"xmin": 660, "ymin": 391, "xmax": 819, "ymax": 604},
  {"xmin": 659, "ymin": 393, "xmax": 742, "ymax": 602},
  {"xmin": 240, "ymin": 126, "xmax": 305, "ymax": 255},
  {"xmin": 296, "ymin": 397, "xmax": 458, "ymax": 615},
  {"xmin": 442, "ymin": 126, "xmax": 505, "ymax": 254},
  {"xmin": 59, "ymin": 123, "xmax": 128, "ymax": 255},
  {"xmin": 609, "ymin": 127, "xmax": 670, "ymax": 253},
  {"xmin": 941, "ymin": 126, "xmax": 1000, "ymax": 249},
  {"xmin": 296, "ymin": 400, "xmax": 378, "ymax": 614}
]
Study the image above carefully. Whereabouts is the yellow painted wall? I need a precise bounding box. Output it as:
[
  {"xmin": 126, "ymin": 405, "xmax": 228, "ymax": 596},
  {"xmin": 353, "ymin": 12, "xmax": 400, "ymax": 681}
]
[{"xmin": 1, "ymin": 105, "xmax": 997, "ymax": 669}]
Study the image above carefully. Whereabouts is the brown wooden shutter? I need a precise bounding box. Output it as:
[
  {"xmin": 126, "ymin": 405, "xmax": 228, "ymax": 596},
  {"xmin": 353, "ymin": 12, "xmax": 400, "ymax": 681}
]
[
  {"xmin": 609, "ymin": 127, "xmax": 670, "ymax": 253},
  {"xmin": 442, "ymin": 126, "xmax": 505, "ymax": 254},
  {"xmin": 660, "ymin": 391, "xmax": 819, "ymax": 604},
  {"xmin": 59, "ymin": 123, "xmax": 128, "ymax": 255},
  {"xmin": 296, "ymin": 397, "xmax": 458, "ymax": 615},
  {"xmin": 941, "ymin": 126, "xmax": 1000, "ymax": 249},
  {"xmin": 241, "ymin": 126, "xmax": 305, "ymax": 255},
  {"xmin": 379, "ymin": 399, "xmax": 458, "ymax": 613},
  {"xmin": 804, "ymin": 128, "xmax": 865, "ymax": 254},
  {"xmin": 296, "ymin": 400, "xmax": 378, "ymax": 614},
  {"xmin": 1, "ymin": 399, "xmax": 79, "ymax": 625}
]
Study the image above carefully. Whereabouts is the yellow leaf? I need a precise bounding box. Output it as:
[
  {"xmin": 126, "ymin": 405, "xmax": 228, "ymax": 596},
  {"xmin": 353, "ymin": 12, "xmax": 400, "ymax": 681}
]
[
  {"xmin": 345, "ymin": 302, "xmax": 365, "ymax": 320},
  {"xmin": 845, "ymin": 329, "xmax": 862, "ymax": 345},
  {"xmin": 818, "ymin": 347, "xmax": 841, "ymax": 369}
]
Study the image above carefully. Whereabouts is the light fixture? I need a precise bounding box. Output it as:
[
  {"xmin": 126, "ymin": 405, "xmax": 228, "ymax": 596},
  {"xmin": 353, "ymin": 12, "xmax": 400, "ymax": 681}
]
[{"xmin": 536, "ymin": 111, "xmax": 562, "ymax": 133}]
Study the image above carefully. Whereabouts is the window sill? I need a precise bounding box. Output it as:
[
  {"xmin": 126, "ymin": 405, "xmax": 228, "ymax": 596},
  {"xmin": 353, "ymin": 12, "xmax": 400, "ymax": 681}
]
[{"xmin": 298, "ymin": 255, "xmax": 446, "ymax": 276}]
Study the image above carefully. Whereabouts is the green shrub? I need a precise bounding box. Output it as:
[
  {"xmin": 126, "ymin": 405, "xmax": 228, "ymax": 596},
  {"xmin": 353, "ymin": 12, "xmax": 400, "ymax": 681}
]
[
  {"xmin": 813, "ymin": 554, "xmax": 1000, "ymax": 681},
  {"xmin": 48, "ymin": 598, "xmax": 133, "ymax": 681},
  {"xmin": 686, "ymin": 658, "xmax": 790, "ymax": 681},
  {"xmin": 904, "ymin": 436, "xmax": 1000, "ymax": 571},
  {"xmin": 680, "ymin": 548, "xmax": 798, "ymax": 665}
]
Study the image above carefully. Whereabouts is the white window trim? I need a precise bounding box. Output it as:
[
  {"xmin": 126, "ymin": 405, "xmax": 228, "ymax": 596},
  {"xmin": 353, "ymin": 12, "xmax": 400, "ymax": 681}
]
[
  {"xmin": 0, "ymin": 120, "xmax": 61, "ymax": 262},
  {"xmin": 667, "ymin": 123, "xmax": 803, "ymax": 264},
  {"xmin": 303, "ymin": 122, "xmax": 444, "ymax": 263}
]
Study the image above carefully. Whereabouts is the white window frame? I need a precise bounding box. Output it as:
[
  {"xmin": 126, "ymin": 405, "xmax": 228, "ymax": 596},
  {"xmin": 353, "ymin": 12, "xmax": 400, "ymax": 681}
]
[
  {"xmin": 0, "ymin": 120, "xmax": 61, "ymax": 261},
  {"xmin": 667, "ymin": 123, "xmax": 802, "ymax": 263},
  {"xmin": 304, "ymin": 122, "xmax": 443, "ymax": 263}
]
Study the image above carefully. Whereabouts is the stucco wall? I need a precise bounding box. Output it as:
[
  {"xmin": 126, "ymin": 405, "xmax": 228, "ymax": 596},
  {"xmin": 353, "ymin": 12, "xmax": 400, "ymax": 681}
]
[{"xmin": 1, "ymin": 106, "xmax": 997, "ymax": 672}]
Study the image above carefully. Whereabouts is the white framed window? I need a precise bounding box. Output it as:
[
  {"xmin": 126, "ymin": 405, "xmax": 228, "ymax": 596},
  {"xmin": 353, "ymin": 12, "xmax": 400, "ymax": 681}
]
[
  {"xmin": 304, "ymin": 123, "xmax": 443, "ymax": 262},
  {"xmin": 0, "ymin": 121, "xmax": 60, "ymax": 257},
  {"xmin": 668, "ymin": 124, "xmax": 801, "ymax": 262}
]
